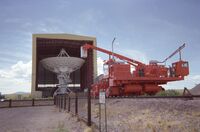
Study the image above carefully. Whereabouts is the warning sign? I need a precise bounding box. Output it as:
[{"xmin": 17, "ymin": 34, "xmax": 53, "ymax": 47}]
[{"xmin": 99, "ymin": 91, "xmax": 105, "ymax": 104}]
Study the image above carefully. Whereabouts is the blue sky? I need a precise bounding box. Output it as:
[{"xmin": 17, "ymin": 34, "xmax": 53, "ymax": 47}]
[{"xmin": 0, "ymin": 0, "xmax": 200, "ymax": 94}]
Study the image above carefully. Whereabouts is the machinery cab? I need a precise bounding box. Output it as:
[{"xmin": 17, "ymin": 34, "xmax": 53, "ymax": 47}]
[{"xmin": 172, "ymin": 60, "xmax": 189, "ymax": 77}]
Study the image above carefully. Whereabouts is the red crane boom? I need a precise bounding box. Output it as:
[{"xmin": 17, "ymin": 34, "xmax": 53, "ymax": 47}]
[{"xmin": 82, "ymin": 44, "xmax": 145, "ymax": 66}]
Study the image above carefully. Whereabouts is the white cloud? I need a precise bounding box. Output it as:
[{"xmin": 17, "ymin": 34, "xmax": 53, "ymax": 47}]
[
  {"xmin": 0, "ymin": 61, "xmax": 31, "ymax": 79},
  {"xmin": 97, "ymin": 57, "xmax": 104, "ymax": 75},
  {"xmin": 0, "ymin": 60, "xmax": 32, "ymax": 94},
  {"xmin": 0, "ymin": 78, "xmax": 31, "ymax": 94}
]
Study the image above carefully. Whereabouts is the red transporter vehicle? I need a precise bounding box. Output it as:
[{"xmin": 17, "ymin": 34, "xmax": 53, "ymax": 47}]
[{"xmin": 81, "ymin": 43, "xmax": 189, "ymax": 97}]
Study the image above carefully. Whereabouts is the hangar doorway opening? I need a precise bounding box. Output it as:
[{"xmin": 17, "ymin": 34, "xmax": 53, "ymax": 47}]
[{"xmin": 31, "ymin": 34, "xmax": 97, "ymax": 98}]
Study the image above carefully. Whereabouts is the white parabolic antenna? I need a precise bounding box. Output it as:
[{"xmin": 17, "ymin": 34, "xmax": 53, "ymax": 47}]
[{"xmin": 40, "ymin": 48, "xmax": 85, "ymax": 95}]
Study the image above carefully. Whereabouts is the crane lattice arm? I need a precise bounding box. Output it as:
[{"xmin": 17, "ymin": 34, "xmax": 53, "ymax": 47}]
[{"xmin": 160, "ymin": 43, "xmax": 186, "ymax": 63}]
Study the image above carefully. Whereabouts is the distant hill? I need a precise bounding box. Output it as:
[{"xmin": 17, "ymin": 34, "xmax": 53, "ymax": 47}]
[
  {"xmin": 5, "ymin": 92, "xmax": 31, "ymax": 100},
  {"xmin": 190, "ymin": 84, "xmax": 200, "ymax": 95},
  {"xmin": 13, "ymin": 92, "xmax": 30, "ymax": 95}
]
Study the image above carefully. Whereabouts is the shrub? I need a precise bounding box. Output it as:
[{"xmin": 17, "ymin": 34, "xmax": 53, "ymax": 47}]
[{"xmin": 156, "ymin": 90, "xmax": 181, "ymax": 96}]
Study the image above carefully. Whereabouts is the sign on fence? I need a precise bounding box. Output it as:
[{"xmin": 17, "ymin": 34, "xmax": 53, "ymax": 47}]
[
  {"xmin": 99, "ymin": 91, "xmax": 107, "ymax": 132},
  {"xmin": 99, "ymin": 91, "xmax": 105, "ymax": 104}
]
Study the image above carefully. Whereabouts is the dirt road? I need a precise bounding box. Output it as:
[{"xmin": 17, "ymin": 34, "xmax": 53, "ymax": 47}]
[{"xmin": 0, "ymin": 106, "xmax": 88, "ymax": 132}]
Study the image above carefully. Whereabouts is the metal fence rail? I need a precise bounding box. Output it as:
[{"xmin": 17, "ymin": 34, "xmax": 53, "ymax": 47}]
[
  {"xmin": 0, "ymin": 98, "xmax": 54, "ymax": 108},
  {"xmin": 55, "ymin": 92, "xmax": 97, "ymax": 127},
  {"xmin": 105, "ymin": 95, "xmax": 200, "ymax": 99},
  {"xmin": 55, "ymin": 93, "xmax": 200, "ymax": 127}
]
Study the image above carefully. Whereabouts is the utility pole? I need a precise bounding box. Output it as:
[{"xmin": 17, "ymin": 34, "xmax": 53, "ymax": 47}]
[{"xmin": 112, "ymin": 37, "xmax": 116, "ymax": 59}]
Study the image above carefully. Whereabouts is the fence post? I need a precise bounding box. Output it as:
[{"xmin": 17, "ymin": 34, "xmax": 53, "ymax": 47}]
[
  {"xmin": 75, "ymin": 93, "xmax": 78, "ymax": 115},
  {"xmin": 61, "ymin": 95, "xmax": 63, "ymax": 110},
  {"xmin": 32, "ymin": 98, "xmax": 35, "ymax": 106},
  {"xmin": 9, "ymin": 99, "xmax": 12, "ymax": 108},
  {"xmin": 56, "ymin": 96, "xmax": 59, "ymax": 107},
  {"xmin": 59, "ymin": 95, "xmax": 61, "ymax": 111},
  {"xmin": 54, "ymin": 96, "xmax": 57, "ymax": 105},
  {"xmin": 68, "ymin": 96, "xmax": 71, "ymax": 112},
  {"xmin": 57, "ymin": 95, "xmax": 60, "ymax": 108},
  {"xmin": 57, "ymin": 96, "xmax": 58, "ymax": 107},
  {"xmin": 54, "ymin": 96, "xmax": 56, "ymax": 105},
  {"xmin": 64, "ymin": 94, "xmax": 66, "ymax": 110},
  {"xmin": 87, "ymin": 87, "xmax": 91, "ymax": 126}
]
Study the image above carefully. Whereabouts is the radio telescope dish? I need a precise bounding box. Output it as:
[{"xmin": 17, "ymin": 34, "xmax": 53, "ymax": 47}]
[{"xmin": 40, "ymin": 48, "xmax": 85, "ymax": 95}]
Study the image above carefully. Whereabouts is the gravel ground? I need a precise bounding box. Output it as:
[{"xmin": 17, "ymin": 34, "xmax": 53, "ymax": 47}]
[
  {"xmin": 91, "ymin": 98, "xmax": 200, "ymax": 132},
  {"xmin": 191, "ymin": 84, "xmax": 200, "ymax": 95},
  {"xmin": 0, "ymin": 99, "xmax": 200, "ymax": 132},
  {"xmin": 0, "ymin": 106, "xmax": 92, "ymax": 132}
]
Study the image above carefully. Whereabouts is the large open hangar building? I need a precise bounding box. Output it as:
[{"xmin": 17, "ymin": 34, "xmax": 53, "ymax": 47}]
[{"xmin": 31, "ymin": 34, "xmax": 97, "ymax": 98}]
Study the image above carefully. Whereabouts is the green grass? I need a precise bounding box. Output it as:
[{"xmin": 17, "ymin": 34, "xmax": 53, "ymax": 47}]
[
  {"xmin": 55, "ymin": 121, "xmax": 69, "ymax": 132},
  {"xmin": 156, "ymin": 90, "xmax": 181, "ymax": 96}
]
